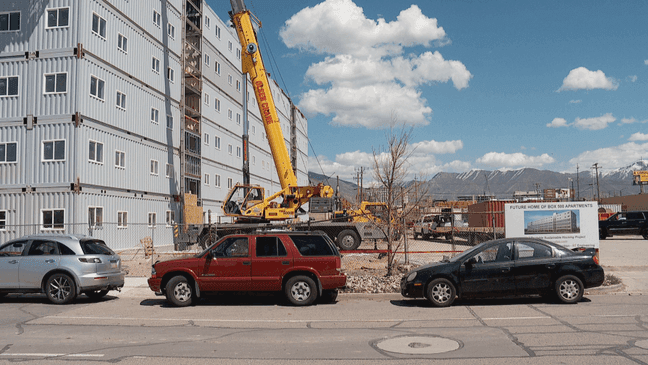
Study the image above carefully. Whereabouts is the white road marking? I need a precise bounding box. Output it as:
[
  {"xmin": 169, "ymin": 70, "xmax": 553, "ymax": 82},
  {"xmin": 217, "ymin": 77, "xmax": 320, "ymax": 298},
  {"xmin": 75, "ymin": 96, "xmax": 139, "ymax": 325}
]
[
  {"xmin": 0, "ymin": 353, "xmax": 104, "ymax": 357},
  {"xmin": 45, "ymin": 316, "xmax": 552, "ymax": 323}
]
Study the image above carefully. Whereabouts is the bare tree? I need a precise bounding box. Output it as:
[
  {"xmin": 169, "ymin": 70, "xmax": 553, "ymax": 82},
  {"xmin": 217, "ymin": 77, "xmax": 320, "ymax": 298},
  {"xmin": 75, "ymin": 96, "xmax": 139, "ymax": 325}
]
[{"xmin": 372, "ymin": 123, "xmax": 428, "ymax": 276}]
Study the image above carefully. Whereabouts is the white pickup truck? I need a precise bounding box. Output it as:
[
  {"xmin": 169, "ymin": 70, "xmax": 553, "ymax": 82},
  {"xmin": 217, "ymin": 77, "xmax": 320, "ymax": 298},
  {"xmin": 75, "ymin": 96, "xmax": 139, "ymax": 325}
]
[{"xmin": 413, "ymin": 214, "xmax": 442, "ymax": 239}]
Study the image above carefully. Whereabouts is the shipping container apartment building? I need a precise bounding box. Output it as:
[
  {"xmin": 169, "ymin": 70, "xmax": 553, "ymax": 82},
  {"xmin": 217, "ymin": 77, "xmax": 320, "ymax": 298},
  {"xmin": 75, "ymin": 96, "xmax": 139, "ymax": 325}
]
[{"xmin": 0, "ymin": 0, "xmax": 309, "ymax": 249}]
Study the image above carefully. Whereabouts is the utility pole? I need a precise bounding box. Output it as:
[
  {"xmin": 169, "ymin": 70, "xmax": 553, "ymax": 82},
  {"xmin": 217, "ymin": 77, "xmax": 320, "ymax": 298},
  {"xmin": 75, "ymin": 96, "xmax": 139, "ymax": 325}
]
[
  {"xmin": 592, "ymin": 163, "xmax": 601, "ymax": 202},
  {"xmin": 354, "ymin": 167, "xmax": 365, "ymax": 205},
  {"xmin": 576, "ymin": 164, "xmax": 580, "ymax": 200}
]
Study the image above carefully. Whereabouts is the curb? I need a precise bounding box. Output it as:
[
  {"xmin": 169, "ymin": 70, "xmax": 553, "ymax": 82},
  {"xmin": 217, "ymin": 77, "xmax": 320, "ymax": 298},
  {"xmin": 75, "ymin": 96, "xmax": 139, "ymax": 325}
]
[{"xmin": 585, "ymin": 283, "xmax": 624, "ymax": 294}]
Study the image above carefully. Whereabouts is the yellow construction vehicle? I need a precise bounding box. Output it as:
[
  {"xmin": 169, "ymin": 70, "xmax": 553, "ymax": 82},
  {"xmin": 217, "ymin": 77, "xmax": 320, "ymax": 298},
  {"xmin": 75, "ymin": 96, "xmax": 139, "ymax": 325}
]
[{"xmin": 223, "ymin": 0, "xmax": 333, "ymax": 221}]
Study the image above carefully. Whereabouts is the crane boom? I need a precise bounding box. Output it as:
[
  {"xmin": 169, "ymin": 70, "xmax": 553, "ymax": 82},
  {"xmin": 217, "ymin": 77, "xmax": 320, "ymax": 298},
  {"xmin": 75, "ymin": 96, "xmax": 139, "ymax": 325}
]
[{"xmin": 229, "ymin": 1, "xmax": 297, "ymax": 189}]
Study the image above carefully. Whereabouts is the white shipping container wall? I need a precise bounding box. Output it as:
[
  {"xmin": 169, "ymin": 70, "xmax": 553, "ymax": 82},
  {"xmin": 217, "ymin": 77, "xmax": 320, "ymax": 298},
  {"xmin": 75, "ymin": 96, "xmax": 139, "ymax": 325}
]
[
  {"xmin": 32, "ymin": 56, "xmax": 78, "ymax": 118},
  {"xmin": 29, "ymin": 121, "xmax": 76, "ymax": 186},
  {"xmin": 0, "ymin": 124, "xmax": 28, "ymax": 187},
  {"xmin": 0, "ymin": 58, "xmax": 28, "ymax": 120}
]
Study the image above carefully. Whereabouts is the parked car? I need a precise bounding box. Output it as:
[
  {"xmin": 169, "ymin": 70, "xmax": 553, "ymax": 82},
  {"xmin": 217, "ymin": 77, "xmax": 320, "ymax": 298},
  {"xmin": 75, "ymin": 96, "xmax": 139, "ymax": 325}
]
[
  {"xmin": 148, "ymin": 232, "xmax": 347, "ymax": 307},
  {"xmin": 599, "ymin": 211, "xmax": 648, "ymax": 239},
  {"xmin": 0, "ymin": 234, "xmax": 124, "ymax": 304},
  {"xmin": 401, "ymin": 237, "xmax": 604, "ymax": 307}
]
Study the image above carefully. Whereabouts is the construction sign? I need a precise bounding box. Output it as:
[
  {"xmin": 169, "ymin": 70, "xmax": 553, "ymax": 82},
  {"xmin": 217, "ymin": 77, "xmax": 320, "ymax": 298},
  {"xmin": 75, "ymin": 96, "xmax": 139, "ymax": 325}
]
[{"xmin": 633, "ymin": 171, "xmax": 648, "ymax": 183}]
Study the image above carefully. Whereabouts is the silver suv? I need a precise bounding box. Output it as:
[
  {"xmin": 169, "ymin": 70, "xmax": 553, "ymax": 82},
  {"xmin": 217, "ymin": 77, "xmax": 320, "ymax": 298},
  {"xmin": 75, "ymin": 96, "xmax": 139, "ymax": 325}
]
[{"xmin": 0, "ymin": 234, "xmax": 124, "ymax": 304}]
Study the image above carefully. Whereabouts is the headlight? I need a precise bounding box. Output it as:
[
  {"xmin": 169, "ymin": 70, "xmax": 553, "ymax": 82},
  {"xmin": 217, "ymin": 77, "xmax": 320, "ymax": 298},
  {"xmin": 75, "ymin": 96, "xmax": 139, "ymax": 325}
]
[
  {"xmin": 151, "ymin": 265, "xmax": 156, "ymax": 276},
  {"xmin": 407, "ymin": 271, "xmax": 417, "ymax": 282}
]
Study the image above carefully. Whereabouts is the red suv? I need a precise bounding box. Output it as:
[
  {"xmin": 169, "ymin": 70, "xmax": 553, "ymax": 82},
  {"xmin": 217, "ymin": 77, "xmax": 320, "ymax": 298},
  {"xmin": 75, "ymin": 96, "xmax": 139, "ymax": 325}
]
[{"xmin": 148, "ymin": 232, "xmax": 346, "ymax": 306}]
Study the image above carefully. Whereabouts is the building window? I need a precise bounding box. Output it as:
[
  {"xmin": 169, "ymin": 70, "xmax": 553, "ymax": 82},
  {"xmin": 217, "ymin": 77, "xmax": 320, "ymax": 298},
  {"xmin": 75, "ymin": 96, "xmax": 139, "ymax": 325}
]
[
  {"xmin": 228, "ymin": 41, "xmax": 232, "ymax": 52},
  {"xmin": 227, "ymin": 178, "xmax": 233, "ymax": 189},
  {"xmin": 214, "ymin": 135, "xmax": 221, "ymax": 150},
  {"xmin": 88, "ymin": 140, "xmax": 104, "ymax": 164},
  {"xmin": 117, "ymin": 33, "xmax": 128, "ymax": 53},
  {"xmin": 236, "ymin": 80, "xmax": 241, "ymax": 92},
  {"xmin": 42, "ymin": 209, "xmax": 64, "ymax": 230},
  {"xmin": 42, "ymin": 140, "xmax": 65, "ymax": 162},
  {"xmin": 236, "ymin": 48, "xmax": 241, "ymax": 60},
  {"xmin": 90, "ymin": 75, "xmax": 105, "ymax": 100},
  {"xmin": 252, "ymin": 155, "xmax": 256, "ymax": 165},
  {"xmin": 215, "ymin": 97, "xmax": 220, "ymax": 112},
  {"xmin": 47, "ymin": 7, "xmax": 69, "ymax": 28},
  {"xmin": 167, "ymin": 23, "xmax": 175, "ymax": 39},
  {"xmin": 204, "ymin": 53, "xmax": 210, "ymax": 66},
  {"xmin": 0, "ymin": 11, "xmax": 20, "ymax": 32},
  {"xmin": 236, "ymin": 113, "xmax": 241, "ymax": 125},
  {"xmin": 215, "ymin": 25, "xmax": 221, "ymax": 39},
  {"xmin": 215, "ymin": 61, "xmax": 220, "ymax": 75},
  {"xmin": 166, "ymin": 115, "xmax": 173, "ymax": 129},
  {"xmin": 252, "ymin": 125, "xmax": 256, "ymax": 134},
  {"xmin": 204, "ymin": 133, "xmax": 209, "ymax": 145},
  {"xmin": 43, "ymin": 72, "xmax": 67, "ymax": 94},
  {"xmin": 88, "ymin": 206, "xmax": 103, "ymax": 228},
  {"xmin": 228, "ymin": 74, "xmax": 232, "ymax": 85},
  {"xmin": 0, "ymin": 142, "xmax": 17, "ymax": 163},
  {"xmin": 228, "ymin": 109, "xmax": 232, "ymax": 120},
  {"xmin": 116, "ymin": 90, "xmax": 126, "ymax": 109},
  {"xmin": 148, "ymin": 212, "xmax": 156, "ymax": 228},
  {"xmin": 150, "ymin": 159, "xmax": 159, "ymax": 175},
  {"xmin": 151, "ymin": 108, "xmax": 159, "ymax": 124},
  {"xmin": 0, "ymin": 210, "xmax": 6, "ymax": 230},
  {"xmin": 115, "ymin": 150, "xmax": 125, "ymax": 168},
  {"xmin": 167, "ymin": 67, "xmax": 174, "ymax": 82},
  {"xmin": 204, "ymin": 173, "xmax": 210, "ymax": 186},
  {"xmin": 205, "ymin": 16, "xmax": 210, "ymax": 28},
  {"xmin": 204, "ymin": 92, "xmax": 209, "ymax": 106},
  {"xmin": 152, "ymin": 57, "xmax": 160, "ymax": 73},
  {"xmin": 166, "ymin": 163, "xmax": 173, "ymax": 178},
  {"xmin": 153, "ymin": 10, "xmax": 161, "ymax": 27},
  {"xmin": 117, "ymin": 211, "xmax": 128, "ymax": 228},
  {"xmin": 236, "ymin": 146, "xmax": 241, "ymax": 158},
  {"xmin": 166, "ymin": 211, "xmax": 175, "ymax": 226},
  {"xmin": 214, "ymin": 174, "xmax": 221, "ymax": 188},
  {"xmin": 0, "ymin": 76, "xmax": 18, "ymax": 97},
  {"xmin": 228, "ymin": 144, "xmax": 232, "ymax": 155},
  {"xmin": 91, "ymin": 12, "xmax": 106, "ymax": 39}
]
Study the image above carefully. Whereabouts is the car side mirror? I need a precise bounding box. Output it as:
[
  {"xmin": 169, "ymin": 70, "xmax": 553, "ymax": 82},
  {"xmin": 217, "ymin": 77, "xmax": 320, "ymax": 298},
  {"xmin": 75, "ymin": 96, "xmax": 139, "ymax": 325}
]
[{"xmin": 465, "ymin": 257, "xmax": 477, "ymax": 267}]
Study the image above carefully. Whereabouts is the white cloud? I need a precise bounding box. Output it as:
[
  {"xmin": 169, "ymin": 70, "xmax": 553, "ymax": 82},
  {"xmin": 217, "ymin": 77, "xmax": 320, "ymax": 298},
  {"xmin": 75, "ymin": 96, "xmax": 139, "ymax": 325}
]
[
  {"xmin": 476, "ymin": 152, "xmax": 555, "ymax": 168},
  {"xmin": 573, "ymin": 113, "xmax": 616, "ymax": 130},
  {"xmin": 547, "ymin": 117, "xmax": 569, "ymax": 128},
  {"xmin": 281, "ymin": 0, "xmax": 471, "ymax": 129},
  {"xmin": 628, "ymin": 75, "xmax": 638, "ymax": 82},
  {"xmin": 569, "ymin": 142, "xmax": 648, "ymax": 168},
  {"xmin": 645, "ymin": 60, "xmax": 648, "ymax": 65},
  {"xmin": 411, "ymin": 139, "xmax": 463, "ymax": 154},
  {"xmin": 569, "ymin": 100, "xmax": 582, "ymax": 104},
  {"xmin": 557, "ymin": 67, "xmax": 618, "ymax": 91},
  {"xmin": 620, "ymin": 117, "xmax": 648, "ymax": 124},
  {"xmin": 629, "ymin": 132, "xmax": 648, "ymax": 141}
]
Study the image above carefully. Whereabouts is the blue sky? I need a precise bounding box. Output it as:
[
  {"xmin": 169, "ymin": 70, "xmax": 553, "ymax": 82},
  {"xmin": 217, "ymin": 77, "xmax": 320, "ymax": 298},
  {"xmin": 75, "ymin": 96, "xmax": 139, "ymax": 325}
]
[{"xmin": 210, "ymin": 0, "xmax": 648, "ymax": 182}]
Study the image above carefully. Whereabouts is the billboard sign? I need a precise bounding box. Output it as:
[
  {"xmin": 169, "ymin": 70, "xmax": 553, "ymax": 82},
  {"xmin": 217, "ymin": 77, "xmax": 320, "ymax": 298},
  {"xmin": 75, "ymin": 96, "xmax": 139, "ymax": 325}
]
[
  {"xmin": 505, "ymin": 201, "xmax": 599, "ymax": 249},
  {"xmin": 633, "ymin": 171, "xmax": 648, "ymax": 183}
]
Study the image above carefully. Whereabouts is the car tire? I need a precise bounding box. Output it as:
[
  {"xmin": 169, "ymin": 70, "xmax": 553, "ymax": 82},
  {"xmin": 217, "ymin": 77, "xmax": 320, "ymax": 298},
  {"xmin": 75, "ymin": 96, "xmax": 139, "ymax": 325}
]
[
  {"xmin": 426, "ymin": 278, "xmax": 456, "ymax": 307},
  {"xmin": 320, "ymin": 289, "xmax": 339, "ymax": 304},
  {"xmin": 285, "ymin": 275, "xmax": 318, "ymax": 306},
  {"xmin": 165, "ymin": 276, "xmax": 194, "ymax": 307},
  {"xmin": 555, "ymin": 275, "xmax": 584, "ymax": 304},
  {"xmin": 85, "ymin": 290, "xmax": 110, "ymax": 300},
  {"xmin": 337, "ymin": 230, "xmax": 361, "ymax": 250},
  {"xmin": 45, "ymin": 273, "xmax": 77, "ymax": 305}
]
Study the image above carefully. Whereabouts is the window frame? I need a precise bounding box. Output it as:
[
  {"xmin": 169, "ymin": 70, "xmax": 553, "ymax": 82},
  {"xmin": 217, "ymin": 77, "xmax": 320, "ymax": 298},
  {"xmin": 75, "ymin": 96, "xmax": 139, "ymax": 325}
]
[
  {"xmin": 166, "ymin": 163, "xmax": 173, "ymax": 178},
  {"xmin": 115, "ymin": 150, "xmax": 125, "ymax": 169},
  {"xmin": 43, "ymin": 72, "xmax": 67, "ymax": 95},
  {"xmin": 214, "ymin": 135, "xmax": 221, "ymax": 150},
  {"xmin": 41, "ymin": 208, "xmax": 65, "ymax": 231},
  {"xmin": 0, "ymin": 141, "xmax": 17, "ymax": 164},
  {"xmin": 152, "ymin": 56, "xmax": 160, "ymax": 74},
  {"xmin": 167, "ymin": 23, "xmax": 175, "ymax": 39},
  {"xmin": 91, "ymin": 12, "xmax": 106, "ymax": 39},
  {"xmin": 116, "ymin": 90, "xmax": 126, "ymax": 110},
  {"xmin": 42, "ymin": 139, "xmax": 66, "ymax": 162},
  {"xmin": 204, "ymin": 173, "xmax": 210, "ymax": 186},
  {"xmin": 204, "ymin": 53, "xmax": 210, "ymax": 66},
  {"xmin": 215, "ymin": 25, "xmax": 221, "ymax": 39},
  {"xmin": 117, "ymin": 33, "xmax": 128, "ymax": 53},
  {"xmin": 215, "ymin": 174, "xmax": 221, "ymax": 188},
  {"xmin": 167, "ymin": 67, "xmax": 174, "ymax": 83},
  {"xmin": 204, "ymin": 132, "xmax": 209, "ymax": 145},
  {"xmin": 46, "ymin": 7, "xmax": 70, "ymax": 29},
  {"xmin": 0, "ymin": 210, "xmax": 6, "ymax": 230},
  {"xmin": 0, "ymin": 11, "xmax": 21, "ymax": 32},
  {"xmin": 151, "ymin": 107, "xmax": 159, "ymax": 124},
  {"xmin": 117, "ymin": 211, "xmax": 128, "ymax": 228},
  {"xmin": 227, "ymin": 177, "xmax": 233, "ymax": 189},
  {"xmin": 166, "ymin": 114, "xmax": 173, "ymax": 129},
  {"xmin": 166, "ymin": 210, "xmax": 175, "ymax": 227},
  {"xmin": 148, "ymin": 212, "xmax": 156, "ymax": 228},
  {"xmin": 215, "ymin": 61, "xmax": 221, "ymax": 75},
  {"xmin": 89, "ymin": 74, "xmax": 105, "ymax": 101},
  {"xmin": 0, "ymin": 75, "xmax": 19, "ymax": 97},
  {"xmin": 214, "ymin": 97, "xmax": 221, "ymax": 112},
  {"xmin": 153, "ymin": 10, "xmax": 161, "ymax": 27},
  {"xmin": 88, "ymin": 206, "xmax": 104, "ymax": 228},
  {"xmin": 88, "ymin": 140, "xmax": 104, "ymax": 164},
  {"xmin": 150, "ymin": 159, "xmax": 159, "ymax": 176}
]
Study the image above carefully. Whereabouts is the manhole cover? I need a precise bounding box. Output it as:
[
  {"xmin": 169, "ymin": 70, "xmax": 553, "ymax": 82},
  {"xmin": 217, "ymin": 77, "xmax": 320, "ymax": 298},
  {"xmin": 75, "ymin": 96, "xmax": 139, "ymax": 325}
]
[
  {"xmin": 376, "ymin": 336, "xmax": 460, "ymax": 355},
  {"xmin": 636, "ymin": 340, "xmax": 648, "ymax": 349}
]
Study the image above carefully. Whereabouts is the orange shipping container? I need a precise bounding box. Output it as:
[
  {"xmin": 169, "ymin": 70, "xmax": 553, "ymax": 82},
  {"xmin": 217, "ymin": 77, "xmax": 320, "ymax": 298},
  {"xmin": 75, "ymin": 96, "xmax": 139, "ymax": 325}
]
[{"xmin": 467, "ymin": 201, "xmax": 514, "ymax": 228}]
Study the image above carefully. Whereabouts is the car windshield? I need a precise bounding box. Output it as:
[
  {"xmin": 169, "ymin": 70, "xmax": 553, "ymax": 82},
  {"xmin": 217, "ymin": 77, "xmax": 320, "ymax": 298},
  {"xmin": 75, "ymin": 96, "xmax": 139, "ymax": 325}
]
[{"xmin": 81, "ymin": 239, "xmax": 115, "ymax": 255}]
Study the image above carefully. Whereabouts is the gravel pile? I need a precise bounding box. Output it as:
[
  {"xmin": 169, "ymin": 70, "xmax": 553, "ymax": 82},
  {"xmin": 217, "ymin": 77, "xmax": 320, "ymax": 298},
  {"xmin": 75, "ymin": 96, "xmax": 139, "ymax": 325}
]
[{"xmin": 341, "ymin": 273, "xmax": 403, "ymax": 293}]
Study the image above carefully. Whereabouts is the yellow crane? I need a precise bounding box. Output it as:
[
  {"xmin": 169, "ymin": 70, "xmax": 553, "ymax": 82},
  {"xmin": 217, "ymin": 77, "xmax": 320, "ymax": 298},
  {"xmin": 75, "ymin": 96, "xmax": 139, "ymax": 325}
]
[{"xmin": 223, "ymin": 0, "xmax": 333, "ymax": 221}]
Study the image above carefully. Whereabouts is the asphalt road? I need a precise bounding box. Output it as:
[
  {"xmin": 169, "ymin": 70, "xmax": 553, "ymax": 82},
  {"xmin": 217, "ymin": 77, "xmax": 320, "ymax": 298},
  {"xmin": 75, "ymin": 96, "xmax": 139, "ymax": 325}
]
[{"xmin": 0, "ymin": 237, "xmax": 645, "ymax": 365}]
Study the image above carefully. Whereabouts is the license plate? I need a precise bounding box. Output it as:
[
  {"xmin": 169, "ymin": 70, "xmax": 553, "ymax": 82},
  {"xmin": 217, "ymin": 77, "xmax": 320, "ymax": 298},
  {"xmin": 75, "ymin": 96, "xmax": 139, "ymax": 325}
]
[{"xmin": 111, "ymin": 262, "xmax": 118, "ymax": 269}]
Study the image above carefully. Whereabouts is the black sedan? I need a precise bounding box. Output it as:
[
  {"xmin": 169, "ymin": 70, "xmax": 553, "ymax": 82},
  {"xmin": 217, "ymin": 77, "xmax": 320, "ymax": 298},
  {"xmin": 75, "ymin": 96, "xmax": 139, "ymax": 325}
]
[{"xmin": 401, "ymin": 237, "xmax": 604, "ymax": 307}]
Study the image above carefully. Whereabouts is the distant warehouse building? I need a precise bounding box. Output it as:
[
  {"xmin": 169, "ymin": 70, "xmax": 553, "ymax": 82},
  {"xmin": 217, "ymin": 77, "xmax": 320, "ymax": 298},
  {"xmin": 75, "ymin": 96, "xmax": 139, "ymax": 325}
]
[
  {"xmin": 526, "ymin": 211, "xmax": 579, "ymax": 234},
  {"xmin": 0, "ymin": 0, "xmax": 309, "ymax": 249}
]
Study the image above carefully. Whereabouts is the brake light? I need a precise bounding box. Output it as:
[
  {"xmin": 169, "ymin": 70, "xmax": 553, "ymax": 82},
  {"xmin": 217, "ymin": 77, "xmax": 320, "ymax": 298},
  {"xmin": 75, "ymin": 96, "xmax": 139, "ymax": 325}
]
[{"xmin": 78, "ymin": 258, "xmax": 102, "ymax": 263}]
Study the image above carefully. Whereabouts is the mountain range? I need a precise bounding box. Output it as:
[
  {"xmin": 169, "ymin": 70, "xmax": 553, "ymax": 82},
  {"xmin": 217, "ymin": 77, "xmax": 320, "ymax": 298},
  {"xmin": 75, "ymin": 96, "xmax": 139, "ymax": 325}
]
[{"xmin": 309, "ymin": 160, "xmax": 648, "ymax": 202}]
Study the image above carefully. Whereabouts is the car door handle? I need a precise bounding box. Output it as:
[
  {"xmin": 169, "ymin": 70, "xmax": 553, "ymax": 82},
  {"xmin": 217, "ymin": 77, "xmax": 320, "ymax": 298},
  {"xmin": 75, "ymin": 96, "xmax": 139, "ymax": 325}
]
[
  {"xmin": 282, "ymin": 261, "xmax": 290, "ymax": 265},
  {"xmin": 242, "ymin": 261, "xmax": 251, "ymax": 265},
  {"xmin": 501, "ymin": 268, "xmax": 511, "ymax": 273},
  {"xmin": 8, "ymin": 260, "xmax": 18, "ymax": 264},
  {"xmin": 45, "ymin": 259, "xmax": 56, "ymax": 263},
  {"xmin": 546, "ymin": 264, "xmax": 556, "ymax": 269}
]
